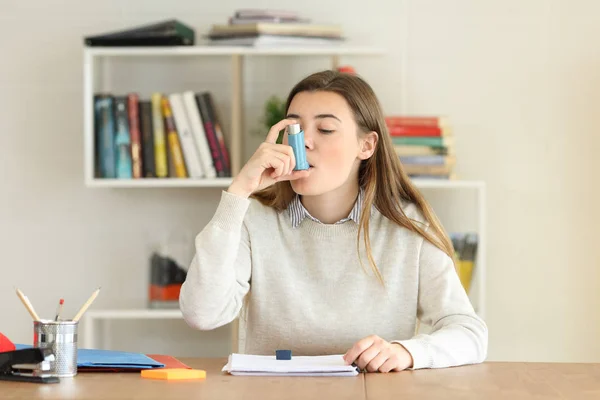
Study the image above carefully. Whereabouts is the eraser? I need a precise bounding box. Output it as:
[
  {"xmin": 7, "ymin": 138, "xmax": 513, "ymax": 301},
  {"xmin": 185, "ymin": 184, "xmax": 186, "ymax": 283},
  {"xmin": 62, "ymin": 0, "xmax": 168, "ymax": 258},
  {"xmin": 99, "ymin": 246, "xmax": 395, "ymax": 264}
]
[
  {"xmin": 141, "ymin": 368, "xmax": 206, "ymax": 380},
  {"xmin": 276, "ymin": 350, "xmax": 292, "ymax": 360}
]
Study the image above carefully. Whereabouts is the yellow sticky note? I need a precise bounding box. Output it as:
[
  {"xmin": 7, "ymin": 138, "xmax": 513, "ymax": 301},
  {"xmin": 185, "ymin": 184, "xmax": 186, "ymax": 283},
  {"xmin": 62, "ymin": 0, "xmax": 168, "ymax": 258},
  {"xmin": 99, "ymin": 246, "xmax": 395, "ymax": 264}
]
[{"xmin": 141, "ymin": 368, "xmax": 206, "ymax": 380}]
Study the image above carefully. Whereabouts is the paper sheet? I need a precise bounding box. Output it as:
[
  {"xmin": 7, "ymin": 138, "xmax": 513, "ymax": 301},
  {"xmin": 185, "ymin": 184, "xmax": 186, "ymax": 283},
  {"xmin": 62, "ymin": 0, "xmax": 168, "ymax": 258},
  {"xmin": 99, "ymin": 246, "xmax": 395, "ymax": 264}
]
[{"xmin": 222, "ymin": 353, "xmax": 359, "ymax": 377}]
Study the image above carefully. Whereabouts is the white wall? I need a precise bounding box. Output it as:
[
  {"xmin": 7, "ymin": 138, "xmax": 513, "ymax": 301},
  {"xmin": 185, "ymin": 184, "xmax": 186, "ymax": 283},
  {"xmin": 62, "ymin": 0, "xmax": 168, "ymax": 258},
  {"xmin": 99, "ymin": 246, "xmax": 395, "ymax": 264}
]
[{"xmin": 1, "ymin": 0, "xmax": 598, "ymax": 362}]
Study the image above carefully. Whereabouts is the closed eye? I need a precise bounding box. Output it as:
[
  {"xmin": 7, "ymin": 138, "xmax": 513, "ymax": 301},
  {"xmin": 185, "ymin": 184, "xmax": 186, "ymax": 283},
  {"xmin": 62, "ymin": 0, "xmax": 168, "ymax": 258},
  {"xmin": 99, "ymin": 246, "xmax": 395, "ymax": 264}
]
[{"xmin": 319, "ymin": 129, "xmax": 334, "ymax": 134}]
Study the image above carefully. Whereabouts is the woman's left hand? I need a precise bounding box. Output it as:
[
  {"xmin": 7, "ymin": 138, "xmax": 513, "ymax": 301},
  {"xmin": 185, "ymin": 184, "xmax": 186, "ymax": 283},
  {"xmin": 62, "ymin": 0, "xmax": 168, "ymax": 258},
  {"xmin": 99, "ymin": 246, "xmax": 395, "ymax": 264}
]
[{"xmin": 343, "ymin": 335, "xmax": 414, "ymax": 373}]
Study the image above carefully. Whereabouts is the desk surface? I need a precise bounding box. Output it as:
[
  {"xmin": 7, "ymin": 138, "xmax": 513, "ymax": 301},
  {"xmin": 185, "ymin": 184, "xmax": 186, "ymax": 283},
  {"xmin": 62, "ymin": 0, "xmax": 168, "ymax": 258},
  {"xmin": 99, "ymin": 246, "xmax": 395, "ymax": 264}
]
[{"xmin": 3, "ymin": 358, "xmax": 600, "ymax": 400}]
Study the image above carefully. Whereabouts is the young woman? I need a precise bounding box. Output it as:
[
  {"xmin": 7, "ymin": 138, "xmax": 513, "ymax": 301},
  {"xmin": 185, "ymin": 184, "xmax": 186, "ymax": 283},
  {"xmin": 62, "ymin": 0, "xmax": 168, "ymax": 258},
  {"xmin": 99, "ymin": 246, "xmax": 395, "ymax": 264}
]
[{"xmin": 180, "ymin": 70, "xmax": 488, "ymax": 373}]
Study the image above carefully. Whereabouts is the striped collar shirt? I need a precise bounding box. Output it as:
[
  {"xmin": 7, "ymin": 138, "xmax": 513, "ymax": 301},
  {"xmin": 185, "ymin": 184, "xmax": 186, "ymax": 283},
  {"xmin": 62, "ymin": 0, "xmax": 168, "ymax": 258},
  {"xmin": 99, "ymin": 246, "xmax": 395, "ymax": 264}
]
[{"xmin": 288, "ymin": 188, "xmax": 364, "ymax": 228}]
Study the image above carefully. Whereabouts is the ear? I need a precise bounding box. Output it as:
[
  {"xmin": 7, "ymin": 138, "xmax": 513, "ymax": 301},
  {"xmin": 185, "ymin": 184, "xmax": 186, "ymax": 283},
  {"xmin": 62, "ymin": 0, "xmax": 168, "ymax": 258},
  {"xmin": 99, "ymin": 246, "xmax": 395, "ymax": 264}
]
[{"xmin": 358, "ymin": 131, "xmax": 378, "ymax": 160}]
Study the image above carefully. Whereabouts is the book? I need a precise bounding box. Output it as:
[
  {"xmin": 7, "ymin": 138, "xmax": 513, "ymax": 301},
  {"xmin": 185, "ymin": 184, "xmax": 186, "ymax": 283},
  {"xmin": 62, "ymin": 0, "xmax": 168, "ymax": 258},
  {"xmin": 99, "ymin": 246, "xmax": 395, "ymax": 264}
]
[
  {"xmin": 114, "ymin": 97, "xmax": 132, "ymax": 179},
  {"xmin": 233, "ymin": 9, "xmax": 301, "ymax": 20},
  {"xmin": 391, "ymin": 136, "xmax": 454, "ymax": 147},
  {"xmin": 168, "ymin": 93, "xmax": 204, "ymax": 178},
  {"xmin": 394, "ymin": 145, "xmax": 449, "ymax": 156},
  {"xmin": 400, "ymin": 155, "xmax": 454, "ymax": 165},
  {"xmin": 222, "ymin": 354, "xmax": 359, "ymax": 377},
  {"xmin": 403, "ymin": 162, "xmax": 454, "ymax": 176},
  {"xmin": 207, "ymin": 34, "xmax": 343, "ymax": 47},
  {"xmin": 388, "ymin": 125, "xmax": 452, "ymax": 137},
  {"xmin": 127, "ymin": 94, "xmax": 143, "ymax": 179},
  {"xmin": 139, "ymin": 101, "xmax": 156, "ymax": 177},
  {"xmin": 151, "ymin": 93, "xmax": 169, "ymax": 178},
  {"xmin": 195, "ymin": 93, "xmax": 228, "ymax": 177},
  {"xmin": 208, "ymin": 22, "xmax": 342, "ymax": 39},
  {"xmin": 161, "ymin": 97, "xmax": 188, "ymax": 178},
  {"xmin": 94, "ymin": 95, "xmax": 116, "ymax": 178},
  {"xmin": 183, "ymin": 91, "xmax": 217, "ymax": 178},
  {"xmin": 84, "ymin": 20, "xmax": 195, "ymax": 46},
  {"xmin": 385, "ymin": 116, "xmax": 448, "ymax": 128}
]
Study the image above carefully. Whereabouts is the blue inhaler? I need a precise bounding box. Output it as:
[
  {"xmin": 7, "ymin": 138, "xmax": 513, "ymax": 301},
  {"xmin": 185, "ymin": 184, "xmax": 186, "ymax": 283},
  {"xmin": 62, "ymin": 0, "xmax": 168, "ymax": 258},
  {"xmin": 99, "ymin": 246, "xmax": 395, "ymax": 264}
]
[{"xmin": 287, "ymin": 123, "xmax": 309, "ymax": 170}]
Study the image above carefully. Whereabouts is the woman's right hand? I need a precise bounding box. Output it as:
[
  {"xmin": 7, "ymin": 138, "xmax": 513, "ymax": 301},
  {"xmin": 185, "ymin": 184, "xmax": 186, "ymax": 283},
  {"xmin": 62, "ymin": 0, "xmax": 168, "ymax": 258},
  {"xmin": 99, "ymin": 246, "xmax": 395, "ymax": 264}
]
[{"xmin": 227, "ymin": 119, "xmax": 312, "ymax": 198}]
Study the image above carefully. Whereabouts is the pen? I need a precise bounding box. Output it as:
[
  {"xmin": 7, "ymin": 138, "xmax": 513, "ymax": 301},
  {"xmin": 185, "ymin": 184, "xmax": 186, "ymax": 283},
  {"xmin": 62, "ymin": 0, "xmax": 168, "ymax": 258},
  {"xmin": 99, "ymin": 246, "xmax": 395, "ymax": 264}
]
[
  {"xmin": 54, "ymin": 298, "xmax": 64, "ymax": 321},
  {"xmin": 15, "ymin": 287, "xmax": 41, "ymax": 322},
  {"xmin": 73, "ymin": 287, "xmax": 101, "ymax": 322}
]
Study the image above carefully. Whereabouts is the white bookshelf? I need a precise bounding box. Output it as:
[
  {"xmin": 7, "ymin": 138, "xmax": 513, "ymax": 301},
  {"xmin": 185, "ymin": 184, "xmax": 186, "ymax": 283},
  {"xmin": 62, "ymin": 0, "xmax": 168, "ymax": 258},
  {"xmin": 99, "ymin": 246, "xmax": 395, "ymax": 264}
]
[{"xmin": 82, "ymin": 44, "xmax": 486, "ymax": 354}]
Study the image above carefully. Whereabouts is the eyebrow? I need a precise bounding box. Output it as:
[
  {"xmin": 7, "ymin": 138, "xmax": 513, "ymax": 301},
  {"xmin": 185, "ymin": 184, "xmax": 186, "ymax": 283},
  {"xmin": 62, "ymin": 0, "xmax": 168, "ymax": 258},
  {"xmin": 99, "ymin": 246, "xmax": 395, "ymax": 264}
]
[{"xmin": 286, "ymin": 113, "xmax": 342, "ymax": 122}]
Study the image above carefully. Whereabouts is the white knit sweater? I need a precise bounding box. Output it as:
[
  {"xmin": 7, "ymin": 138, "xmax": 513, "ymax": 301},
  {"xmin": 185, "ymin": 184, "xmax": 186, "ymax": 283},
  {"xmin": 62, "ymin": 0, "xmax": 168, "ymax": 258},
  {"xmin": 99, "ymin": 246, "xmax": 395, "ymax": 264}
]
[{"xmin": 179, "ymin": 190, "xmax": 488, "ymax": 369}]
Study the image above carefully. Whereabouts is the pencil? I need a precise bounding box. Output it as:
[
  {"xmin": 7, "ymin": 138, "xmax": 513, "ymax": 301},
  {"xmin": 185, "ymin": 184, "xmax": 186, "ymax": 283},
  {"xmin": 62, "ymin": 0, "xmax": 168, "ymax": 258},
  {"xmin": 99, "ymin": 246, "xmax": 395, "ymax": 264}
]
[
  {"xmin": 55, "ymin": 298, "xmax": 64, "ymax": 321},
  {"xmin": 73, "ymin": 287, "xmax": 101, "ymax": 322},
  {"xmin": 15, "ymin": 288, "xmax": 41, "ymax": 321}
]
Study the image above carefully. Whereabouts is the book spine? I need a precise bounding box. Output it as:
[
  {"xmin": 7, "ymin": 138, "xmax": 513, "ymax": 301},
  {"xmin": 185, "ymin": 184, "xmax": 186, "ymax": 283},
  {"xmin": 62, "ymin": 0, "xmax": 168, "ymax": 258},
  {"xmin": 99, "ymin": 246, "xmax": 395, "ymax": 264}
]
[
  {"xmin": 151, "ymin": 93, "xmax": 169, "ymax": 178},
  {"xmin": 114, "ymin": 96, "xmax": 132, "ymax": 179},
  {"xmin": 203, "ymin": 93, "xmax": 231, "ymax": 176},
  {"xmin": 385, "ymin": 116, "xmax": 444, "ymax": 127},
  {"xmin": 391, "ymin": 136, "xmax": 451, "ymax": 147},
  {"xmin": 94, "ymin": 95, "xmax": 116, "ymax": 178},
  {"xmin": 399, "ymin": 155, "xmax": 448, "ymax": 165},
  {"xmin": 127, "ymin": 94, "xmax": 143, "ymax": 178},
  {"xmin": 195, "ymin": 93, "xmax": 226, "ymax": 177},
  {"xmin": 161, "ymin": 97, "xmax": 188, "ymax": 178},
  {"xmin": 393, "ymin": 145, "xmax": 448, "ymax": 156},
  {"xmin": 183, "ymin": 91, "xmax": 217, "ymax": 178},
  {"xmin": 139, "ymin": 101, "xmax": 156, "ymax": 177},
  {"xmin": 168, "ymin": 93, "xmax": 204, "ymax": 178},
  {"xmin": 388, "ymin": 125, "xmax": 445, "ymax": 137}
]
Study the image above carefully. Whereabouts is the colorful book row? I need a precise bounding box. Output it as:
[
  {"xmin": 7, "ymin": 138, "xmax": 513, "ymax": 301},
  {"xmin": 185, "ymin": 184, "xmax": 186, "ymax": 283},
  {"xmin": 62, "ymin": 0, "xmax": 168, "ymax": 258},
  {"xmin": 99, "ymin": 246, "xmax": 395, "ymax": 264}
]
[{"xmin": 94, "ymin": 91, "xmax": 231, "ymax": 179}]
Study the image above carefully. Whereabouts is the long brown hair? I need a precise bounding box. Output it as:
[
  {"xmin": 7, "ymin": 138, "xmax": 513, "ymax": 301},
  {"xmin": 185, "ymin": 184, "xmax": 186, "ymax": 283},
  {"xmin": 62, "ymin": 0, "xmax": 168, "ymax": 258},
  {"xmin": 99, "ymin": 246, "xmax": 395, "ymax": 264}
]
[{"xmin": 252, "ymin": 70, "xmax": 455, "ymax": 283}]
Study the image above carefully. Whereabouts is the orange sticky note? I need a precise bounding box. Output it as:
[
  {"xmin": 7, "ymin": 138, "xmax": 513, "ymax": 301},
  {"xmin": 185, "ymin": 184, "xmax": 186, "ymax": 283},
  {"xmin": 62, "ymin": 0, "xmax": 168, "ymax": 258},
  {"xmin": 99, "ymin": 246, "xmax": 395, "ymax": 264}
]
[{"xmin": 141, "ymin": 368, "xmax": 206, "ymax": 380}]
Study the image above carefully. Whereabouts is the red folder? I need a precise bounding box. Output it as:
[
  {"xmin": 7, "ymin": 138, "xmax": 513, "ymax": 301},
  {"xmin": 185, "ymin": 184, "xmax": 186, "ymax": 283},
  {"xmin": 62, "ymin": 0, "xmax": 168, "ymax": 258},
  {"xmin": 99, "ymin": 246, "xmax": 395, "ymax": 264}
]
[{"xmin": 0, "ymin": 332, "xmax": 16, "ymax": 353}]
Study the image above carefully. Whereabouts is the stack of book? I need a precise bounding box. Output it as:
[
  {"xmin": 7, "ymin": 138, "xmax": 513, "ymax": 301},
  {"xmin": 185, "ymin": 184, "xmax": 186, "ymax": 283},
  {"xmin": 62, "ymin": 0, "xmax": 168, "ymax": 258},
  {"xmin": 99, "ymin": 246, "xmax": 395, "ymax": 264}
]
[
  {"xmin": 206, "ymin": 9, "xmax": 344, "ymax": 46},
  {"xmin": 386, "ymin": 116, "xmax": 456, "ymax": 180},
  {"xmin": 94, "ymin": 91, "xmax": 231, "ymax": 180}
]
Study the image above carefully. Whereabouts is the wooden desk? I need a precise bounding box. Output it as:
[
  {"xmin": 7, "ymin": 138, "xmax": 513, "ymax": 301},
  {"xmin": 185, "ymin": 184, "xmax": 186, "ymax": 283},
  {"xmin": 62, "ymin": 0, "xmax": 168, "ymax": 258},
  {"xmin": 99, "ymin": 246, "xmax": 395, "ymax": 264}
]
[
  {"xmin": 367, "ymin": 362, "xmax": 600, "ymax": 400},
  {"xmin": 3, "ymin": 359, "xmax": 600, "ymax": 400}
]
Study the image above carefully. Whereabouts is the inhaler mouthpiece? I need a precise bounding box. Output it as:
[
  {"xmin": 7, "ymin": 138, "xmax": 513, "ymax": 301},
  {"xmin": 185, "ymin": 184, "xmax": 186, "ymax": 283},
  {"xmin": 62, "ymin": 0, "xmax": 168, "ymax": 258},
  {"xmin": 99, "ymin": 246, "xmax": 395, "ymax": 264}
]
[{"xmin": 287, "ymin": 124, "xmax": 309, "ymax": 171}]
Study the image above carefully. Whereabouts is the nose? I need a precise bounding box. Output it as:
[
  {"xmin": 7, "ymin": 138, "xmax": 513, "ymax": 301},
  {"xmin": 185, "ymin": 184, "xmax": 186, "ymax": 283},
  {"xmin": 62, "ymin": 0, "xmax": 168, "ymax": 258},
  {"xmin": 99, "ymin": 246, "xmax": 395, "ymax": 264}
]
[{"xmin": 303, "ymin": 128, "xmax": 314, "ymax": 150}]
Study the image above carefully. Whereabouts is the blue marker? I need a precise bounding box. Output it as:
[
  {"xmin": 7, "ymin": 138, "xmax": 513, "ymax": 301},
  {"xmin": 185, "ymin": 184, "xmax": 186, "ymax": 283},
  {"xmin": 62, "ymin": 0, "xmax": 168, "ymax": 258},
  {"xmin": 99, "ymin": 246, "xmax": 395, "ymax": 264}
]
[{"xmin": 287, "ymin": 123, "xmax": 309, "ymax": 171}]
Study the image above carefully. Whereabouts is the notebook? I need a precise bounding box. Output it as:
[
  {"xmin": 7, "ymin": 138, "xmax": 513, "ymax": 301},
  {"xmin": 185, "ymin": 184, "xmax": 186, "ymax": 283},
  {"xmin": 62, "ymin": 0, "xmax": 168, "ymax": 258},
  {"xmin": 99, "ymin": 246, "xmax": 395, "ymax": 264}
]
[{"xmin": 222, "ymin": 353, "xmax": 360, "ymax": 376}]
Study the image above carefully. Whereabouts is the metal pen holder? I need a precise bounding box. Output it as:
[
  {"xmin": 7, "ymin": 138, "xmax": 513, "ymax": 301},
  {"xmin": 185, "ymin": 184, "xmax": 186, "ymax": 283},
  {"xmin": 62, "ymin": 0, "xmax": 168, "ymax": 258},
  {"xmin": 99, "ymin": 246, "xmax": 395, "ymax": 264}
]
[{"xmin": 33, "ymin": 320, "xmax": 78, "ymax": 377}]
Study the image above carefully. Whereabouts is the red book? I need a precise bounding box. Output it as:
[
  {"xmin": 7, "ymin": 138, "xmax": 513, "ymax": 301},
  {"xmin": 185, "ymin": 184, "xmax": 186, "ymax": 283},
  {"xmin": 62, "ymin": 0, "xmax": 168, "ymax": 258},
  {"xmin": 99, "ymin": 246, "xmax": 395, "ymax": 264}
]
[
  {"xmin": 385, "ymin": 116, "xmax": 446, "ymax": 127},
  {"xmin": 388, "ymin": 125, "xmax": 448, "ymax": 137}
]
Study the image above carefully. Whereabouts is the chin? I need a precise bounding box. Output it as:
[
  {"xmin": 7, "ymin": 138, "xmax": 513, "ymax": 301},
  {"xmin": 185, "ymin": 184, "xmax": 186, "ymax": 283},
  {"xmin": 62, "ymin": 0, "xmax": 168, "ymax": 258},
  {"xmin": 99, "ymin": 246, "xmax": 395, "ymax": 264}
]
[
  {"xmin": 290, "ymin": 172, "xmax": 334, "ymax": 196},
  {"xmin": 290, "ymin": 176, "xmax": 321, "ymax": 196}
]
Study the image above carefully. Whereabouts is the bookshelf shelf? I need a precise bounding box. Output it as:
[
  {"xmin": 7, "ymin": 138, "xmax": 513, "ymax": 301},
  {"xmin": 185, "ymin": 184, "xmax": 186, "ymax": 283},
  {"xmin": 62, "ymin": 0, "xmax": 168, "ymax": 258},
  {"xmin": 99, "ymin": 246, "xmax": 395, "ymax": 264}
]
[
  {"xmin": 86, "ymin": 177, "xmax": 483, "ymax": 190},
  {"xmin": 86, "ymin": 178, "xmax": 233, "ymax": 188}
]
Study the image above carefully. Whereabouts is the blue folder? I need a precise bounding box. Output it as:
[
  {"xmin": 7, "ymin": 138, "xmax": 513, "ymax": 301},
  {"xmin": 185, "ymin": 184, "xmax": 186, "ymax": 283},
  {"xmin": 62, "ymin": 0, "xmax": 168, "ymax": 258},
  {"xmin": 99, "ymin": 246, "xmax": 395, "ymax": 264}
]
[{"xmin": 16, "ymin": 344, "xmax": 164, "ymax": 369}]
